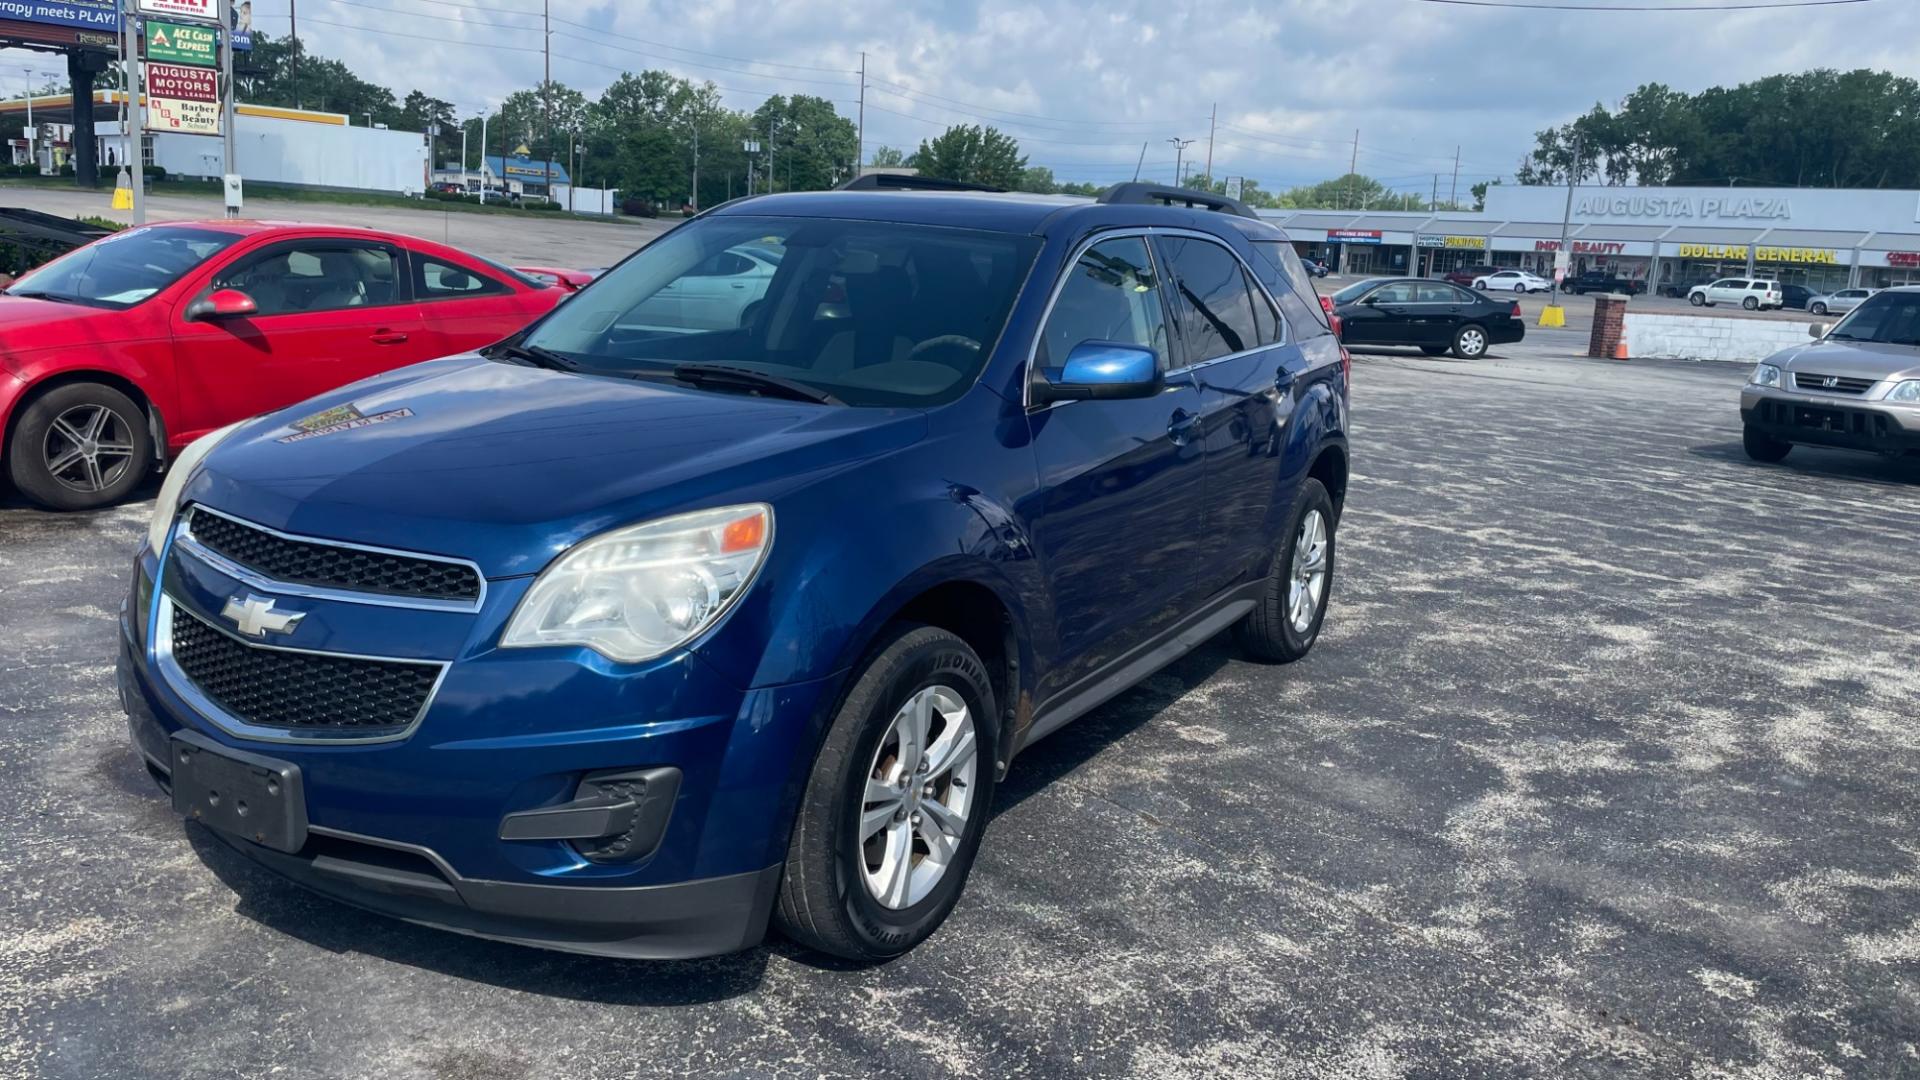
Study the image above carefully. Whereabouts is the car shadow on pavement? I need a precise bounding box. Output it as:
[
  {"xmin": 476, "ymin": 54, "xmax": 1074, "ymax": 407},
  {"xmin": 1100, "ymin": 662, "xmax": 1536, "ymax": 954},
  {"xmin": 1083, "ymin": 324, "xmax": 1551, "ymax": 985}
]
[
  {"xmin": 1688, "ymin": 440, "xmax": 1920, "ymax": 484},
  {"xmin": 186, "ymin": 824, "xmax": 773, "ymax": 1003}
]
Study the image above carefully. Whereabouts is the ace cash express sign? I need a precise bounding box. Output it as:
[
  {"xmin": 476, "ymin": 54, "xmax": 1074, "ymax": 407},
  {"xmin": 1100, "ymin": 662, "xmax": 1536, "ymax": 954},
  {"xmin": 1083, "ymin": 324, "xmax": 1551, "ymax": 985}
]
[{"xmin": 145, "ymin": 62, "xmax": 219, "ymax": 135}]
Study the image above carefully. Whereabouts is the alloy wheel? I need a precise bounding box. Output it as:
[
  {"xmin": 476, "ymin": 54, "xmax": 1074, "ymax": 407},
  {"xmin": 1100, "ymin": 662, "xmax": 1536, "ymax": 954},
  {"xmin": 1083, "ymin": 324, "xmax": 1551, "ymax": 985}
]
[
  {"xmin": 42, "ymin": 404, "xmax": 136, "ymax": 495},
  {"xmin": 859, "ymin": 685, "xmax": 978, "ymax": 910},
  {"xmin": 1288, "ymin": 509, "xmax": 1330, "ymax": 635},
  {"xmin": 1458, "ymin": 327, "xmax": 1487, "ymax": 357}
]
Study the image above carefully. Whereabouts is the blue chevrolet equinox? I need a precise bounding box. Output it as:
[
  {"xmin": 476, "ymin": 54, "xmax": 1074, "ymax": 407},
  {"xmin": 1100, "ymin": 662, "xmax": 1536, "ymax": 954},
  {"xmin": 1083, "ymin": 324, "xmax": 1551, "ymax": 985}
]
[{"xmin": 118, "ymin": 179, "xmax": 1350, "ymax": 961}]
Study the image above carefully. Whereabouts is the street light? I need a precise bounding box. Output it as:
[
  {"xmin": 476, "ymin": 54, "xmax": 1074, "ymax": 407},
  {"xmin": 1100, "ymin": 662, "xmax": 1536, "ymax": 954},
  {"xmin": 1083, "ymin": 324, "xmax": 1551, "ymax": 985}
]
[
  {"xmin": 743, "ymin": 138, "xmax": 760, "ymax": 197},
  {"xmin": 478, "ymin": 113, "xmax": 489, "ymax": 204},
  {"xmin": 1167, "ymin": 137, "xmax": 1193, "ymax": 187}
]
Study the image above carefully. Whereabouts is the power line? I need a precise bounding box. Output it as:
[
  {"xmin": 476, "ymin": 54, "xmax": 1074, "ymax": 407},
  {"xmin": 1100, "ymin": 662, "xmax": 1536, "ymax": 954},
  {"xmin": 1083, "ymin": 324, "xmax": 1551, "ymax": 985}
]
[
  {"xmin": 862, "ymin": 75, "xmax": 1186, "ymax": 129},
  {"xmin": 1393, "ymin": 0, "xmax": 1875, "ymax": 9}
]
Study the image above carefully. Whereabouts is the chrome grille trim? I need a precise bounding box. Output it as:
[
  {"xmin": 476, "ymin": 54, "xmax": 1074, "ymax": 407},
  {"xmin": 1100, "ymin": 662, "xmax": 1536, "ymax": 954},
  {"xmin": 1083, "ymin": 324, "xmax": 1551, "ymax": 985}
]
[{"xmin": 177, "ymin": 504, "xmax": 486, "ymax": 613}]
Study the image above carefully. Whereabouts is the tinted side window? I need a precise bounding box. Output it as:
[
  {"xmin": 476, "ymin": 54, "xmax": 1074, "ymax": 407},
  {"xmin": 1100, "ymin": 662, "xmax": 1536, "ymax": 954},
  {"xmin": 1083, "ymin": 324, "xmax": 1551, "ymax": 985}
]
[
  {"xmin": 1248, "ymin": 240, "xmax": 1328, "ymax": 336},
  {"xmin": 1372, "ymin": 282, "xmax": 1418, "ymax": 303},
  {"xmin": 1250, "ymin": 275, "xmax": 1280, "ymax": 346},
  {"xmin": 416, "ymin": 257, "xmax": 506, "ymax": 299},
  {"xmin": 212, "ymin": 242, "xmax": 401, "ymax": 316},
  {"xmin": 1415, "ymin": 282, "xmax": 1458, "ymax": 303},
  {"xmin": 1037, "ymin": 237, "xmax": 1170, "ymax": 370},
  {"xmin": 1156, "ymin": 236, "xmax": 1259, "ymax": 365}
]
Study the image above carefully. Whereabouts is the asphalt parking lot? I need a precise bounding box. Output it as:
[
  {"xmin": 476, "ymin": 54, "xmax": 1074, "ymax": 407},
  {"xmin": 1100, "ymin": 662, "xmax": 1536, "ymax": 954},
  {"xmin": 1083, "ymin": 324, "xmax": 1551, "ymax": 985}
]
[{"xmin": 6, "ymin": 339, "xmax": 1920, "ymax": 1078}]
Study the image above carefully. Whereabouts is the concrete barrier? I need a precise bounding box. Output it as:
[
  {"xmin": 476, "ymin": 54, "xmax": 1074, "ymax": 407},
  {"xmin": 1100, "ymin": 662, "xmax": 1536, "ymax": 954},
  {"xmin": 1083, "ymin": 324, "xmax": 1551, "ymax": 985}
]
[{"xmin": 1623, "ymin": 312, "xmax": 1818, "ymax": 364}]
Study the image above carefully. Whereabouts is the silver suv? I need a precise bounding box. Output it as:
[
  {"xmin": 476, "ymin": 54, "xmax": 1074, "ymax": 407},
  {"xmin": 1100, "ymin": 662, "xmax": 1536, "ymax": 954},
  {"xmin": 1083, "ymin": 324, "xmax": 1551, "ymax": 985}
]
[{"xmin": 1740, "ymin": 286, "xmax": 1920, "ymax": 462}]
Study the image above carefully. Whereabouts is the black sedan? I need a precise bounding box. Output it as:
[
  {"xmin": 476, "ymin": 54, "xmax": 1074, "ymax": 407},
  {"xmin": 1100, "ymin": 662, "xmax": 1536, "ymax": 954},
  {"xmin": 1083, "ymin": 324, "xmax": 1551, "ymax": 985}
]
[{"xmin": 1331, "ymin": 277, "xmax": 1526, "ymax": 358}]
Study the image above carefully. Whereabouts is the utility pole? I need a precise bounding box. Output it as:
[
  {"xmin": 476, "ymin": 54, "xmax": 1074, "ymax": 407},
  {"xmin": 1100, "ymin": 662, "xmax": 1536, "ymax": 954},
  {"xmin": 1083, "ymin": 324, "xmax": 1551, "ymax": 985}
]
[
  {"xmin": 1550, "ymin": 131, "xmax": 1582, "ymax": 309},
  {"xmin": 120, "ymin": 0, "xmax": 143, "ymax": 224},
  {"xmin": 1166, "ymin": 136, "xmax": 1192, "ymax": 187},
  {"xmin": 855, "ymin": 51, "xmax": 866, "ymax": 172},
  {"xmin": 1203, "ymin": 103, "xmax": 1215, "ymax": 188},
  {"xmin": 1431, "ymin": 174, "xmax": 1438, "ymax": 210},
  {"xmin": 220, "ymin": 0, "xmax": 237, "ymax": 216},
  {"xmin": 1132, "ymin": 140, "xmax": 1146, "ymax": 181},
  {"xmin": 289, "ymin": 0, "xmax": 299, "ymax": 107},
  {"xmin": 1346, "ymin": 129, "xmax": 1358, "ymax": 210},
  {"xmin": 1449, "ymin": 145, "xmax": 1460, "ymax": 208},
  {"xmin": 690, "ymin": 121, "xmax": 699, "ymax": 211},
  {"xmin": 541, "ymin": 0, "xmax": 551, "ymax": 200},
  {"xmin": 478, "ymin": 112, "xmax": 488, "ymax": 203}
]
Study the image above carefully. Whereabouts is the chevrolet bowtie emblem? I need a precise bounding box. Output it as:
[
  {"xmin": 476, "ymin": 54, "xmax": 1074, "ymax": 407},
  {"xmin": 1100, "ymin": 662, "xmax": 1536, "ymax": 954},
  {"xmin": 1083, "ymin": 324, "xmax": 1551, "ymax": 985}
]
[{"xmin": 221, "ymin": 594, "xmax": 305, "ymax": 638}]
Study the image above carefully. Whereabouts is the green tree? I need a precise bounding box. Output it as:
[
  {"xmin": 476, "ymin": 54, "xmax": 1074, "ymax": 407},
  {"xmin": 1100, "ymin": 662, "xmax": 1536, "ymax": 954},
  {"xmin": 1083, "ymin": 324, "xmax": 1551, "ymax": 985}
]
[
  {"xmin": 1015, "ymin": 165, "xmax": 1057, "ymax": 194},
  {"xmin": 751, "ymin": 94, "xmax": 859, "ymax": 193},
  {"xmin": 868, "ymin": 145, "xmax": 907, "ymax": 168},
  {"xmin": 909, "ymin": 125, "xmax": 1027, "ymax": 188},
  {"xmin": 1470, "ymin": 179, "xmax": 1498, "ymax": 212},
  {"xmin": 1281, "ymin": 172, "xmax": 1393, "ymax": 210}
]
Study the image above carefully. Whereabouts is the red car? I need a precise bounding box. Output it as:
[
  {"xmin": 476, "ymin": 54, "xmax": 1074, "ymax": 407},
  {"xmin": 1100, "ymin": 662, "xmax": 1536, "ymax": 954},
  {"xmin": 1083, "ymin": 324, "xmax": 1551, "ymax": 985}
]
[
  {"xmin": 0, "ymin": 220, "xmax": 568, "ymax": 509},
  {"xmin": 513, "ymin": 265, "xmax": 599, "ymax": 291}
]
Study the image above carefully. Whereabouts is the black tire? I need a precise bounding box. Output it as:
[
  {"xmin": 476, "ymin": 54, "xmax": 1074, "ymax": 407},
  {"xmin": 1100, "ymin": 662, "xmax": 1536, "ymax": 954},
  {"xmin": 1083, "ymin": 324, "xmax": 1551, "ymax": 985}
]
[
  {"xmin": 775, "ymin": 625, "xmax": 998, "ymax": 962},
  {"xmin": 7, "ymin": 382, "xmax": 152, "ymax": 511},
  {"xmin": 1513, "ymin": 283, "xmax": 1527, "ymax": 293},
  {"xmin": 1689, "ymin": 293, "xmax": 1706, "ymax": 307},
  {"xmin": 1419, "ymin": 345, "xmax": 1449, "ymax": 356},
  {"xmin": 1452, "ymin": 323, "xmax": 1490, "ymax": 359},
  {"xmin": 1237, "ymin": 478, "xmax": 1336, "ymax": 663},
  {"xmin": 1743, "ymin": 424, "xmax": 1792, "ymax": 463},
  {"xmin": 1742, "ymin": 296, "xmax": 1759, "ymax": 311},
  {"xmin": 1811, "ymin": 302, "xmax": 1828, "ymax": 316}
]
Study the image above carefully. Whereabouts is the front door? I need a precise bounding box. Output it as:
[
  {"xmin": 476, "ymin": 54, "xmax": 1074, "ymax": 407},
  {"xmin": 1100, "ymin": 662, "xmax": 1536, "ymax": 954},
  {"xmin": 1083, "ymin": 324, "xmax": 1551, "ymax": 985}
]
[
  {"xmin": 1347, "ymin": 279, "xmax": 1419, "ymax": 345},
  {"xmin": 1022, "ymin": 235, "xmax": 1208, "ymax": 700},
  {"xmin": 171, "ymin": 238, "xmax": 426, "ymax": 434}
]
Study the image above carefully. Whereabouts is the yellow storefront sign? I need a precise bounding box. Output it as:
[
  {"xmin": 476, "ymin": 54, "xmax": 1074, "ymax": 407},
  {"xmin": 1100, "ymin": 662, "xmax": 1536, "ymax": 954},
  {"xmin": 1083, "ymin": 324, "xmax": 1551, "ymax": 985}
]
[{"xmin": 1676, "ymin": 243, "xmax": 1838, "ymax": 265}]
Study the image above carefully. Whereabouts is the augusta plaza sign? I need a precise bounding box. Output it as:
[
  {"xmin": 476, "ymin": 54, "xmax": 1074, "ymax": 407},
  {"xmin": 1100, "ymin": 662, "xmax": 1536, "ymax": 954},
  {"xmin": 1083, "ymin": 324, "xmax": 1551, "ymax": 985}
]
[
  {"xmin": 145, "ymin": 62, "xmax": 218, "ymax": 135},
  {"xmin": 1575, "ymin": 194, "xmax": 1793, "ymax": 221}
]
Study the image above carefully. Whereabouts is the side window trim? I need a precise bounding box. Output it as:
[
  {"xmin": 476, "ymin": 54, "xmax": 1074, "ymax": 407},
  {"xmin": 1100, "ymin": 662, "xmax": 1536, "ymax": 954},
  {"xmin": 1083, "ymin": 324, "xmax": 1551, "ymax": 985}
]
[{"xmin": 1151, "ymin": 230, "xmax": 1287, "ymax": 370}]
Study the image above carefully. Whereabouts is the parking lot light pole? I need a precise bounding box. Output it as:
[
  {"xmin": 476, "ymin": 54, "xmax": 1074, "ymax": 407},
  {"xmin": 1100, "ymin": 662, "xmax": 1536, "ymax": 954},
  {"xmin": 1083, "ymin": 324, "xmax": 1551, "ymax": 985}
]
[
  {"xmin": 1166, "ymin": 137, "xmax": 1191, "ymax": 187},
  {"xmin": 1541, "ymin": 133, "xmax": 1582, "ymax": 329}
]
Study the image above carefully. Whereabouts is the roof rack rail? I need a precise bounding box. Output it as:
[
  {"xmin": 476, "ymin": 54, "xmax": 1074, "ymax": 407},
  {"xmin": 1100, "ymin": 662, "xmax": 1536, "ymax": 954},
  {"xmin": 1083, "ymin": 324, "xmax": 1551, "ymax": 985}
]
[
  {"xmin": 836, "ymin": 173, "xmax": 1007, "ymax": 194},
  {"xmin": 1095, "ymin": 182, "xmax": 1259, "ymax": 220}
]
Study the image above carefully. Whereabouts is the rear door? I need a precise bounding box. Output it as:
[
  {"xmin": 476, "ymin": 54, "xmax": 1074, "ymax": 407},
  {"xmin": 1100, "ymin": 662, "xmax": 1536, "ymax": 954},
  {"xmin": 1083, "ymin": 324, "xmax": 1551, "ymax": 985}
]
[
  {"xmin": 1413, "ymin": 281, "xmax": 1468, "ymax": 345},
  {"xmin": 171, "ymin": 235, "xmax": 425, "ymax": 424}
]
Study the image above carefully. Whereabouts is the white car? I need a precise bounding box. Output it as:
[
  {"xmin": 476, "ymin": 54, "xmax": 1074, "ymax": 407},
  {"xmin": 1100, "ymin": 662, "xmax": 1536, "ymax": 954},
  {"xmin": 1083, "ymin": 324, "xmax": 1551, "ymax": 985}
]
[
  {"xmin": 1687, "ymin": 278, "xmax": 1783, "ymax": 311},
  {"xmin": 628, "ymin": 243, "xmax": 782, "ymax": 331},
  {"xmin": 1808, "ymin": 287, "xmax": 1876, "ymax": 317},
  {"xmin": 1472, "ymin": 269, "xmax": 1551, "ymax": 293}
]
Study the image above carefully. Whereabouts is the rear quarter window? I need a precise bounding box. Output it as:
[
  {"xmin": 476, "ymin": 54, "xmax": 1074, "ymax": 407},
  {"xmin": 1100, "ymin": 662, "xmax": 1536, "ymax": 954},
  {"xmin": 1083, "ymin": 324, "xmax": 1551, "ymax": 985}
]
[{"xmin": 1248, "ymin": 240, "xmax": 1330, "ymax": 336}]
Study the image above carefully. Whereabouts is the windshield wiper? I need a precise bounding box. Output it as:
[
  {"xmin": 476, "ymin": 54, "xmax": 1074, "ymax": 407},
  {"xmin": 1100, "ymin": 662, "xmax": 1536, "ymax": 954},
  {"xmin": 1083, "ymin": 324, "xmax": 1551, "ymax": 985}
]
[
  {"xmin": 488, "ymin": 341, "xmax": 581, "ymax": 370},
  {"xmin": 671, "ymin": 363, "xmax": 843, "ymax": 405},
  {"xmin": 4, "ymin": 289, "xmax": 78, "ymax": 304}
]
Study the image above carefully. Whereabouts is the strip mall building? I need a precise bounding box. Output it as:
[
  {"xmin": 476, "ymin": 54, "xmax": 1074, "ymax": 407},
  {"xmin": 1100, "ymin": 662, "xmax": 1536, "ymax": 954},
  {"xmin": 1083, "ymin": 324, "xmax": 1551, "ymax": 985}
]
[{"xmin": 1265, "ymin": 184, "xmax": 1920, "ymax": 293}]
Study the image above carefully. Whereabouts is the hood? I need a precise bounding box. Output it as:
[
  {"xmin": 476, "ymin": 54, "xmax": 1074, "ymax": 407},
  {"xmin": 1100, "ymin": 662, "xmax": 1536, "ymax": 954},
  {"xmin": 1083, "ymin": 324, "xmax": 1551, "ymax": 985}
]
[
  {"xmin": 190, "ymin": 355, "xmax": 928, "ymax": 577},
  {"xmin": 1769, "ymin": 339, "xmax": 1920, "ymax": 382},
  {"xmin": 0, "ymin": 294, "xmax": 129, "ymax": 360}
]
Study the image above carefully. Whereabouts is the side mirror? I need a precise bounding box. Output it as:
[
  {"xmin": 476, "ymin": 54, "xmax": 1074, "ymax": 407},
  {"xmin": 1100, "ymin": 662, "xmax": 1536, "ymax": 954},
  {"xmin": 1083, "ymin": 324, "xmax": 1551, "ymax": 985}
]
[
  {"xmin": 1032, "ymin": 342, "xmax": 1162, "ymax": 405},
  {"xmin": 1808, "ymin": 322, "xmax": 1828, "ymax": 340},
  {"xmin": 186, "ymin": 288, "xmax": 257, "ymax": 321}
]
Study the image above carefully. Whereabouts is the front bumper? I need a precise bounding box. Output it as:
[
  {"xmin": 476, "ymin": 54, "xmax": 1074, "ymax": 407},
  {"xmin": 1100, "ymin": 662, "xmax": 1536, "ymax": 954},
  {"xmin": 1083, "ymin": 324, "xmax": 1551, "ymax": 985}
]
[
  {"xmin": 1741, "ymin": 388, "xmax": 1920, "ymax": 454},
  {"xmin": 120, "ymin": 546, "xmax": 837, "ymax": 959}
]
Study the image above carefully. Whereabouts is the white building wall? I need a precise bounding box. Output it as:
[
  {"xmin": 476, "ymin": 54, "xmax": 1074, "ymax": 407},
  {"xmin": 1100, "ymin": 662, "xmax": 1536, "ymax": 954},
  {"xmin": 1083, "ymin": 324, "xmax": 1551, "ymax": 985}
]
[
  {"xmin": 152, "ymin": 117, "xmax": 430, "ymax": 194},
  {"xmin": 1624, "ymin": 313, "xmax": 1819, "ymax": 365},
  {"xmin": 551, "ymin": 184, "xmax": 619, "ymax": 215}
]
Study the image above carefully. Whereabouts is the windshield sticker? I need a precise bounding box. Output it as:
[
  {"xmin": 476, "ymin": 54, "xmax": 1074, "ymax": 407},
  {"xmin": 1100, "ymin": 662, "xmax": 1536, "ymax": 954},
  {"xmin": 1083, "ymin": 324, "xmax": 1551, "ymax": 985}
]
[{"xmin": 278, "ymin": 407, "xmax": 414, "ymax": 443}]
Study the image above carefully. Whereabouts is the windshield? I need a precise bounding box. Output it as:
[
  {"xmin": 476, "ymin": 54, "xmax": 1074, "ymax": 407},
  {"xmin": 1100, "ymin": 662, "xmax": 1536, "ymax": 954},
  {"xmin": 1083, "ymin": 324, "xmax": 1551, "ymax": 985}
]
[
  {"xmin": 1332, "ymin": 279, "xmax": 1384, "ymax": 304},
  {"xmin": 1824, "ymin": 291, "xmax": 1920, "ymax": 347},
  {"xmin": 5, "ymin": 225, "xmax": 242, "ymax": 309},
  {"xmin": 521, "ymin": 215, "xmax": 1041, "ymax": 407}
]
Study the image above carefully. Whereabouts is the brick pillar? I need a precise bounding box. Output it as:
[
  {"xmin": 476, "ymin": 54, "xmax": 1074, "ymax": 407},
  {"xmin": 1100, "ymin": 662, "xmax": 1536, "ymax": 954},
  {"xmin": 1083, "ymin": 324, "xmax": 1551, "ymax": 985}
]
[{"xmin": 1589, "ymin": 292, "xmax": 1629, "ymax": 359}]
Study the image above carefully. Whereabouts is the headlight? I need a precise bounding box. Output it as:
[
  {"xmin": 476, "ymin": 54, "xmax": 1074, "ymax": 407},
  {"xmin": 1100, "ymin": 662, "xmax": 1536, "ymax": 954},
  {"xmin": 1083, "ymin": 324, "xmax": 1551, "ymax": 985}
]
[
  {"xmin": 146, "ymin": 422, "xmax": 242, "ymax": 553},
  {"xmin": 502, "ymin": 503, "xmax": 772, "ymax": 663},
  {"xmin": 1749, "ymin": 363, "xmax": 1783, "ymax": 389},
  {"xmin": 1887, "ymin": 380, "xmax": 1920, "ymax": 404}
]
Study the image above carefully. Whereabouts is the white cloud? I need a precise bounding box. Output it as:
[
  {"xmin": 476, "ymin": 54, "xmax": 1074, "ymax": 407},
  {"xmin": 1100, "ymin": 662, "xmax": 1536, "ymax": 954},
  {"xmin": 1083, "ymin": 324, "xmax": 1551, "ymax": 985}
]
[{"xmin": 7, "ymin": 0, "xmax": 1917, "ymax": 193}]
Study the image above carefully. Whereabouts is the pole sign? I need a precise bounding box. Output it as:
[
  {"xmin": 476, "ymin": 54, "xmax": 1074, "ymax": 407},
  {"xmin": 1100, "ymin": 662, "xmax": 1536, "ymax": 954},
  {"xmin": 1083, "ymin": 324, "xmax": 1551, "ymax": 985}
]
[
  {"xmin": 1224, "ymin": 176, "xmax": 1243, "ymax": 201},
  {"xmin": 145, "ymin": 20, "xmax": 217, "ymax": 65},
  {"xmin": 145, "ymin": 62, "xmax": 219, "ymax": 135},
  {"xmin": 135, "ymin": 0, "xmax": 217, "ymax": 19}
]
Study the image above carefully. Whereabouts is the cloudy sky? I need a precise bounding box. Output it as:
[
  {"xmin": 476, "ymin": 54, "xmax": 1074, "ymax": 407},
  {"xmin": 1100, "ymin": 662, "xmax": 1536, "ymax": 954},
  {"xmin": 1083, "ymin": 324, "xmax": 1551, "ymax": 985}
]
[{"xmin": 8, "ymin": 0, "xmax": 1917, "ymax": 196}]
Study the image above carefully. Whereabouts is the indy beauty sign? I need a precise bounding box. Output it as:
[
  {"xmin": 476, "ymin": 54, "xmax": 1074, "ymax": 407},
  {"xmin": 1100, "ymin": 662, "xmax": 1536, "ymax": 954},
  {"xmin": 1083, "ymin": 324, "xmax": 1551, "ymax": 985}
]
[{"xmin": 145, "ymin": 62, "xmax": 219, "ymax": 135}]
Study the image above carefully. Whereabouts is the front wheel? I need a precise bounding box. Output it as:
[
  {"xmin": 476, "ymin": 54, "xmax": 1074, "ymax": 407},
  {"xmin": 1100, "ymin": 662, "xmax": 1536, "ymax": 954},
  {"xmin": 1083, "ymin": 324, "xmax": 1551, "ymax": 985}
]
[
  {"xmin": 1452, "ymin": 323, "xmax": 1490, "ymax": 359},
  {"xmin": 7, "ymin": 382, "xmax": 153, "ymax": 511},
  {"xmin": 1513, "ymin": 283, "xmax": 1527, "ymax": 293},
  {"xmin": 1742, "ymin": 296, "xmax": 1760, "ymax": 311},
  {"xmin": 1237, "ymin": 478, "xmax": 1335, "ymax": 662},
  {"xmin": 1743, "ymin": 424, "xmax": 1792, "ymax": 463},
  {"xmin": 775, "ymin": 625, "xmax": 997, "ymax": 961}
]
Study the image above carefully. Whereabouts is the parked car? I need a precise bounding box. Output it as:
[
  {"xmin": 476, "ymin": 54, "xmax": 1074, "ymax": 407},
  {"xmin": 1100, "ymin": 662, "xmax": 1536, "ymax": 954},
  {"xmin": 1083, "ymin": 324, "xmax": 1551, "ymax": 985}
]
[
  {"xmin": 1740, "ymin": 286, "xmax": 1920, "ymax": 463},
  {"xmin": 1660, "ymin": 277, "xmax": 1716, "ymax": 299},
  {"xmin": 1472, "ymin": 269, "xmax": 1551, "ymax": 293},
  {"xmin": 1777, "ymin": 283, "xmax": 1816, "ymax": 310},
  {"xmin": 429, "ymin": 181, "xmax": 466, "ymax": 196},
  {"xmin": 1331, "ymin": 276, "xmax": 1525, "ymax": 358},
  {"xmin": 1440, "ymin": 264, "xmax": 1499, "ymax": 288},
  {"xmin": 1808, "ymin": 287, "xmax": 1876, "ymax": 317},
  {"xmin": 1299, "ymin": 257, "xmax": 1330, "ymax": 278},
  {"xmin": 514, "ymin": 266, "xmax": 598, "ymax": 291},
  {"xmin": 1565, "ymin": 270, "xmax": 1646, "ymax": 295},
  {"xmin": 1687, "ymin": 278, "xmax": 1783, "ymax": 310},
  {"xmin": 624, "ymin": 242, "xmax": 784, "ymax": 332},
  {"xmin": 0, "ymin": 221, "xmax": 569, "ymax": 510},
  {"xmin": 120, "ymin": 182, "xmax": 1349, "ymax": 962}
]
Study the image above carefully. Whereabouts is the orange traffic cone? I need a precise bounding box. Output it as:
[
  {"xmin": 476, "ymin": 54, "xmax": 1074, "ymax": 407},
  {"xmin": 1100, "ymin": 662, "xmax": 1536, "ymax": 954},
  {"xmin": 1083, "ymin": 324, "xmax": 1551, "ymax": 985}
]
[{"xmin": 1613, "ymin": 340, "xmax": 1629, "ymax": 361}]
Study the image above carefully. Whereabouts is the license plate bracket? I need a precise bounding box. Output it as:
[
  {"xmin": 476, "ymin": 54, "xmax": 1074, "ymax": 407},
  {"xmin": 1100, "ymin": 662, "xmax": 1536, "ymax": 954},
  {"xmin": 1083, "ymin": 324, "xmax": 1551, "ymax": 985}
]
[{"xmin": 169, "ymin": 730, "xmax": 308, "ymax": 853}]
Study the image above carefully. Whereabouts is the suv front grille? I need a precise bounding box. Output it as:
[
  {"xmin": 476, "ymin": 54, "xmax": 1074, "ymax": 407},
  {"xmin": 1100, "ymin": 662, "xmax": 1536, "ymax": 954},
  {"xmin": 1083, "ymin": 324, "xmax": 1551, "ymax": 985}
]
[
  {"xmin": 185, "ymin": 506, "xmax": 482, "ymax": 603},
  {"xmin": 1794, "ymin": 372, "xmax": 1876, "ymax": 395},
  {"xmin": 167, "ymin": 600, "xmax": 442, "ymax": 735}
]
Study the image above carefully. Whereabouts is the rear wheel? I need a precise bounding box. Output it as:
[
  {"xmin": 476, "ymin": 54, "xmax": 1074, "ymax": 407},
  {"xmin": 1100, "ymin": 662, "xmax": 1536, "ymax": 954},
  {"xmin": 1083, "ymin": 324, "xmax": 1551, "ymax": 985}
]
[
  {"xmin": 1513, "ymin": 283, "xmax": 1527, "ymax": 293},
  {"xmin": 1742, "ymin": 296, "xmax": 1760, "ymax": 311},
  {"xmin": 7, "ymin": 382, "xmax": 152, "ymax": 511},
  {"xmin": 1743, "ymin": 424, "xmax": 1792, "ymax": 463},
  {"xmin": 1452, "ymin": 323, "xmax": 1490, "ymax": 359},
  {"xmin": 775, "ymin": 625, "xmax": 997, "ymax": 961},
  {"xmin": 1237, "ymin": 478, "xmax": 1335, "ymax": 663},
  {"xmin": 1811, "ymin": 302, "xmax": 1829, "ymax": 316}
]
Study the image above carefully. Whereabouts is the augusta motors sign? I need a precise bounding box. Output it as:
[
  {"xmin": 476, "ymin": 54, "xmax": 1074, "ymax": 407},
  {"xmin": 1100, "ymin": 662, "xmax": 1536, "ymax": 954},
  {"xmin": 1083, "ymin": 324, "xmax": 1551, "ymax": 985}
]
[
  {"xmin": 1577, "ymin": 195, "xmax": 1792, "ymax": 221},
  {"xmin": 145, "ymin": 62, "xmax": 218, "ymax": 135}
]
